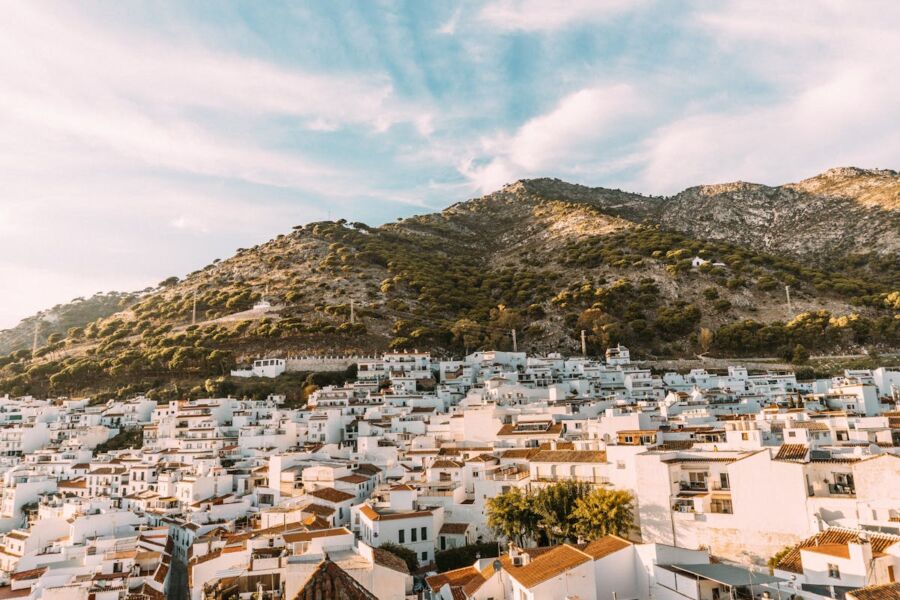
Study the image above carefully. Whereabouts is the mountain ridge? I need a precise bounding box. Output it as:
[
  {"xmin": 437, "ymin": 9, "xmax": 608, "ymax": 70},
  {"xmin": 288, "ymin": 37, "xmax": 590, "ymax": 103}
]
[{"xmin": 1, "ymin": 166, "xmax": 897, "ymax": 400}]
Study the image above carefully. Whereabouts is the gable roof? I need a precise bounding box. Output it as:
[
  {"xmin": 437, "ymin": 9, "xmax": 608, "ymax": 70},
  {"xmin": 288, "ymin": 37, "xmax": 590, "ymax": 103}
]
[
  {"xmin": 530, "ymin": 450, "xmax": 607, "ymax": 463},
  {"xmin": 307, "ymin": 487, "xmax": 355, "ymax": 503},
  {"xmin": 581, "ymin": 535, "xmax": 633, "ymax": 560},
  {"xmin": 774, "ymin": 444, "xmax": 809, "ymax": 461},
  {"xmin": 848, "ymin": 582, "xmax": 900, "ymax": 600},
  {"xmin": 506, "ymin": 544, "xmax": 592, "ymax": 589},
  {"xmin": 776, "ymin": 529, "xmax": 900, "ymax": 574},
  {"xmin": 440, "ymin": 522, "xmax": 471, "ymax": 535},
  {"xmin": 292, "ymin": 559, "xmax": 377, "ymax": 600},
  {"xmin": 373, "ymin": 547, "xmax": 409, "ymax": 574},
  {"xmin": 426, "ymin": 565, "xmax": 481, "ymax": 592}
]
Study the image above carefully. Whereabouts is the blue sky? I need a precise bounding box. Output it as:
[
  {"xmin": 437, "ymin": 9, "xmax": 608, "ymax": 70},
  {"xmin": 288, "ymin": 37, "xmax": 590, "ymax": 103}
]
[{"xmin": 1, "ymin": 1, "xmax": 898, "ymax": 327}]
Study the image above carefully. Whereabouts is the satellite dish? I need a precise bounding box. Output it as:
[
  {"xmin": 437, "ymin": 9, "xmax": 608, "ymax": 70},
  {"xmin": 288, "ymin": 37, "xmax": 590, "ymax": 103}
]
[{"xmin": 493, "ymin": 559, "xmax": 503, "ymax": 572}]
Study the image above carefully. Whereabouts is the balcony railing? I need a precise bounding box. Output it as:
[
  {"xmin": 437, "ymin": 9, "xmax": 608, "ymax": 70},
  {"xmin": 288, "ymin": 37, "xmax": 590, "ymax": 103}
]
[
  {"xmin": 486, "ymin": 469, "xmax": 529, "ymax": 481},
  {"xmin": 827, "ymin": 483, "xmax": 856, "ymax": 496},
  {"xmin": 534, "ymin": 475, "xmax": 610, "ymax": 485},
  {"xmin": 679, "ymin": 481, "xmax": 708, "ymax": 492}
]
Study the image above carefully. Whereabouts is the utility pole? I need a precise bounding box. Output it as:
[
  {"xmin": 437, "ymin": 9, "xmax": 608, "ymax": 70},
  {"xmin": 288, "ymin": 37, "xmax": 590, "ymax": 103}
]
[
  {"xmin": 785, "ymin": 285, "xmax": 793, "ymax": 316},
  {"xmin": 580, "ymin": 330, "xmax": 587, "ymax": 357},
  {"xmin": 511, "ymin": 329, "xmax": 517, "ymax": 352},
  {"xmin": 31, "ymin": 317, "xmax": 41, "ymax": 360},
  {"xmin": 350, "ymin": 299, "xmax": 355, "ymax": 325}
]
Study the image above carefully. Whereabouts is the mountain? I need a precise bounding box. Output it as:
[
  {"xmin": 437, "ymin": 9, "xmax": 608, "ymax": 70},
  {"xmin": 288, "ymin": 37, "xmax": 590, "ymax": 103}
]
[
  {"xmin": 0, "ymin": 292, "xmax": 139, "ymax": 355},
  {"xmin": 508, "ymin": 167, "xmax": 899, "ymax": 277},
  {"xmin": 0, "ymin": 167, "xmax": 897, "ymax": 400}
]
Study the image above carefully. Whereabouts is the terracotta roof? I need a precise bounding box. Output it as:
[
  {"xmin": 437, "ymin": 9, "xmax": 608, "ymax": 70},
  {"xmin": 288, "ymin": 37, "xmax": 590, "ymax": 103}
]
[
  {"xmin": 539, "ymin": 441, "xmax": 574, "ymax": 450},
  {"xmin": 307, "ymin": 487, "xmax": 354, "ymax": 503},
  {"xmin": 10, "ymin": 566, "xmax": 46, "ymax": 581},
  {"xmin": 373, "ymin": 547, "xmax": 410, "ymax": 574},
  {"xmin": 293, "ymin": 560, "xmax": 377, "ymax": 600},
  {"xmin": 354, "ymin": 463, "xmax": 382, "ymax": 475},
  {"xmin": 801, "ymin": 543, "xmax": 851, "ymax": 559},
  {"xmin": 301, "ymin": 503, "xmax": 335, "ymax": 516},
  {"xmin": 500, "ymin": 449, "xmax": 538, "ymax": 460},
  {"xmin": 530, "ymin": 450, "xmax": 607, "ymax": 463},
  {"xmin": 426, "ymin": 566, "xmax": 481, "ymax": 592},
  {"xmin": 581, "ymin": 535, "xmax": 632, "ymax": 559},
  {"xmin": 431, "ymin": 460, "xmax": 465, "ymax": 468},
  {"xmin": 389, "ymin": 484, "xmax": 416, "ymax": 491},
  {"xmin": 282, "ymin": 527, "xmax": 351, "ymax": 544},
  {"xmin": 506, "ymin": 544, "xmax": 592, "ymax": 589},
  {"xmin": 774, "ymin": 444, "xmax": 809, "ymax": 461},
  {"xmin": 153, "ymin": 563, "xmax": 169, "ymax": 584},
  {"xmin": 777, "ymin": 529, "xmax": 900, "ymax": 574},
  {"xmin": 848, "ymin": 582, "xmax": 900, "ymax": 600},
  {"xmin": 656, "ymin": 440, "xmax": 695, "ymax": 451},
  {"xmin": 497, "ymin": 423, "xmax": 563, "ymax": 436},
  {"xmin": 467, "ymin": 454, "xmax": 498, "ymax": 463},
  {"xmin": 440, "ymin": 522, "xmax": 471, "ymax": 535},
  {"xmin": 336, "ymin": 474, "xmax": 369, "ymax": 484},
  {"xmin": 358, "ymin": 504, "xmax": 432, "ymax": 522}
]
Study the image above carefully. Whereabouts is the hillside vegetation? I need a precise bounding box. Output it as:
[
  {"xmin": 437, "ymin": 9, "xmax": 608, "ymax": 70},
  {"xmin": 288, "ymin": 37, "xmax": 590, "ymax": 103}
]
[{"xmin": 0, "ymin": 167, "xmax": 897, "ymax": 400}]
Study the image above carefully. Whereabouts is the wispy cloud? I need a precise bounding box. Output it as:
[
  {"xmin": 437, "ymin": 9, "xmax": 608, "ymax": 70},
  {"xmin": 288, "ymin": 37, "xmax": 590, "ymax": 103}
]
[
  {"xmin": 1, "ymin": 0, "xmax": 898, "ymax": 327},
  {"xmin": 477, "ymin": 0, "xmax": 645, "ymax": 32},
  {"xmin": 628, "ymin": 1, "xmax": 900, "ymax": 193}
]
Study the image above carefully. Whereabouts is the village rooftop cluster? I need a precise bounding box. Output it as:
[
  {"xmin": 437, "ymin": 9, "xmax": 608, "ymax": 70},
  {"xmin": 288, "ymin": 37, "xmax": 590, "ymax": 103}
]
[{"xmin": 0, "ymin": 347, "xmax": 898, "ymax": 600}]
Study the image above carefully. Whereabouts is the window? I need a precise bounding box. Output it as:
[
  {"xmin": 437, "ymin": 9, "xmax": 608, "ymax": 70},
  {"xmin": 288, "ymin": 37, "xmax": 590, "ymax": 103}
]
[
  {"xmin": 788, "ymin": 431, "xmax": 796, "ymax": 438},
  {"xmin": 828, "ymin": 564, "xmax": 840, "ymax": 579},
  {"xmin": 421, "ymin": 527, "xmax": 427, "ymax": 541},
  {"xmin": 422, "ymin": 551, "xmax": 428, "ymax": 561},
  {"xmin": 741, "ymin": 432, "xmax": 749, "ymax": 441},
  {"xmin": 411, "ymin": 528, "xmax": 417, "ymax": 542},
  {"xmin": 398, "ymin": 530, "xmax": 404, "ymax": 543}
]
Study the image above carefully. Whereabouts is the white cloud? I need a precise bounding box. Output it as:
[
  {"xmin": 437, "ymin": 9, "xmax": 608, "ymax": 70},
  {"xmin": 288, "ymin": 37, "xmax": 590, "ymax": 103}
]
[
  {"xmin": 477, "ymin": 0, "xmax": 643, "ymax": 32},
  {"xmin": 461, "ymin": 84, "xmax": 647, "ymax": 192},
  {"xmin": 438, "ymin": 6, "xmax": 463, "ymax": 35},
  {"xmin": 629, "ymin": 1, "xmax": 900, "ymax": 193},
  {"xmin": 0, "ymin": 3, "xmax": 436, "ymax": 196}
]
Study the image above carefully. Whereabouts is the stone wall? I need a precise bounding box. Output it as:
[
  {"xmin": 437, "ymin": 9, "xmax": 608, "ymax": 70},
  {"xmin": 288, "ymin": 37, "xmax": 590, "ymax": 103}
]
[{"xmin": 285, "ymin": 355, "xmax": 377, "ymax": 373}]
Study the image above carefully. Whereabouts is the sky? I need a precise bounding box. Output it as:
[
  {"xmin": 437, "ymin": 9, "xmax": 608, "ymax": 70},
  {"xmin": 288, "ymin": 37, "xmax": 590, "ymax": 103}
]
[{"xmin": 1, "ymin": 0, "xmax": 898, "ymax": 328}]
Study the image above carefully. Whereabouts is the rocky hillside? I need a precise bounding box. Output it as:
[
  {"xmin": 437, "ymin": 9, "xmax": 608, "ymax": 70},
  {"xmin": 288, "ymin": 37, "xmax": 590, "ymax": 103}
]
[
  {"xmin": 0, "ymin": 167, "xmax": 897, "ymax": 400},
  {"xmin": 659, "ymin": 168, "xmax": 899, "ymax": 269},
  {"xmin": 510, "ymin": 167, "xmax": 899, "ymax": 283},
  {"xmin": 0, "ymin": 292, "xmax": 139, "ymax": 355}
]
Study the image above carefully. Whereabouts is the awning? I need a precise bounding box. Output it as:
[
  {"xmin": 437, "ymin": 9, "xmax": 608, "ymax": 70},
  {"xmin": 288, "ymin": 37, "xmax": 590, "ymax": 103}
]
[{"xmin": 671, "ymin": 563, "xmax": 786, "ymax": 586}]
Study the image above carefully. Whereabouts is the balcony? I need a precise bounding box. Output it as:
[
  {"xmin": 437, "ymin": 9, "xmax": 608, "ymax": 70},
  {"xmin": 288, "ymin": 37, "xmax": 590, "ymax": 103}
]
[
  {"xmin": 679, "ymin": 481, "xmax": 708, "ymax": 492},
  {"xmin": 486, "ymin": 468, "xmax": 529, "ymax": 482},
  {"xmin": 534, "ymin": 475, "xmax": 610, "ymax": 485},
  {"xmin": 827, "ymin": 483, "xmax": 856, "ymax": 497}
]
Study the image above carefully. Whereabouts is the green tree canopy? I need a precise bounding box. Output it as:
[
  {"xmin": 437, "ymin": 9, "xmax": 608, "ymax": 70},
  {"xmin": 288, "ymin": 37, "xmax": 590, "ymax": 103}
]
[{"xmin": 572, "ymin": 488, "xmax": 635, "ymax": 541}]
